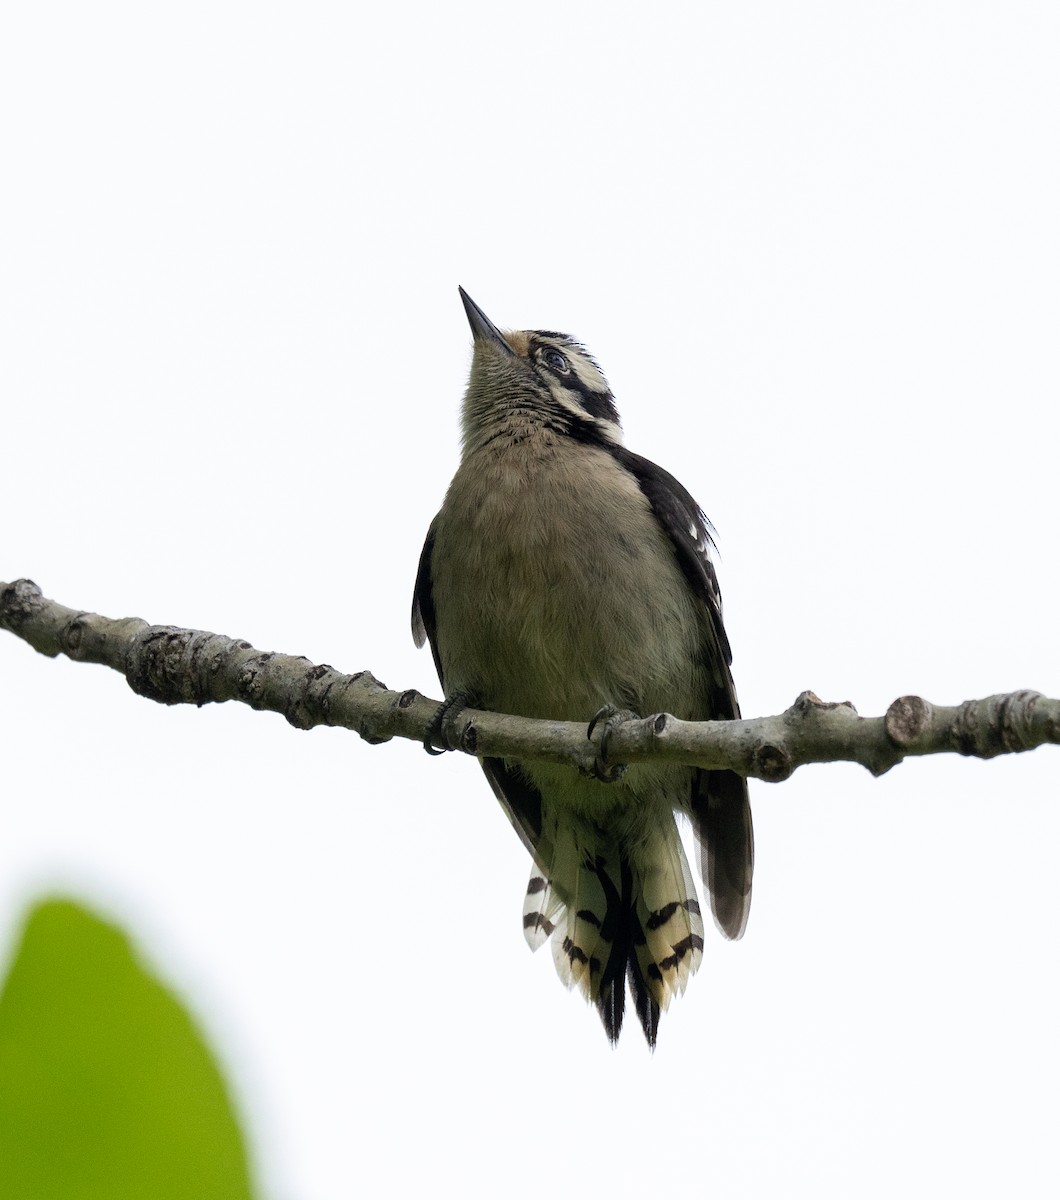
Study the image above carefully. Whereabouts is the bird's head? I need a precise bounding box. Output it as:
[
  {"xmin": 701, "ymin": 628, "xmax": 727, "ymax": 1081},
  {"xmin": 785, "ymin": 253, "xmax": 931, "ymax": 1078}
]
[{"xmin": 458, "ymin": 287, "xmax": 622, "ymax": 450}]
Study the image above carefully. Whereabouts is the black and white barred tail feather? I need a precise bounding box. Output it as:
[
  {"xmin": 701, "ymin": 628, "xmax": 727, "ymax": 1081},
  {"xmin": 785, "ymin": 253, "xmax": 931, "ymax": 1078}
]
[
  {"xmin": 522, "ymin": 872, "xmax": 560, "ymax": 950},
  {"xmin": 522, "ymin": 817, "xmax": 704, "ymax": 1046},
  {"xmin": 634, "ymin": 825, "xmax": 705, "ymax": 1007}
]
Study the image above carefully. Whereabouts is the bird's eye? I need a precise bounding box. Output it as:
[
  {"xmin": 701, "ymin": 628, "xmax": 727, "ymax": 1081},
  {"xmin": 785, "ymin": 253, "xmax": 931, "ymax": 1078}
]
[{"xmin": 542, "ymin": 348, "xmax": 570, "ymax": 374}]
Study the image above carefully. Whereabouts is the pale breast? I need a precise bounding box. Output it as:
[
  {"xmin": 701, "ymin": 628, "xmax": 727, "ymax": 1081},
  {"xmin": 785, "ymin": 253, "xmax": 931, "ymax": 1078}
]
[{"xmin": 430, "ymin": 437, "xmax": 707, "ymax": 724}]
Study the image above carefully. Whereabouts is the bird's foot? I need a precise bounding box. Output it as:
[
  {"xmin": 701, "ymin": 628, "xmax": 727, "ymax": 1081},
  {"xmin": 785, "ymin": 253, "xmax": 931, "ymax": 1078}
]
[
  {"xmin": 423, "ymin": 691, "xmax": 476, "ymax": 755},
  {"xmin": 586, "ymin": 704, "xmax": 638, "ymax": 782}
]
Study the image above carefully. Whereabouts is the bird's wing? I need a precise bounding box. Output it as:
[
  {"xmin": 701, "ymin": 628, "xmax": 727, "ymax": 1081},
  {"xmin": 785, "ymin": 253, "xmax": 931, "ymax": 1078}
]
[
  {"xmin": 411, "ymin": 520, "xmax": 444, "ymax": 682},
  {"xmin": 610, "ymin": 446, "xmax": 733, "ymax": 690},
  {"xmin": 612, "ymin": 446, "xmax": 754, "ymax": 940}
]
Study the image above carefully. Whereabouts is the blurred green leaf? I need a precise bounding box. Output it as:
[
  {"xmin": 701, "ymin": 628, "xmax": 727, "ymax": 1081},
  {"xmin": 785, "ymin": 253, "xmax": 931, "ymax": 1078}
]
[{"xmin": 0, "ymin": 898, "xmax": 255, "ymax": 1200}]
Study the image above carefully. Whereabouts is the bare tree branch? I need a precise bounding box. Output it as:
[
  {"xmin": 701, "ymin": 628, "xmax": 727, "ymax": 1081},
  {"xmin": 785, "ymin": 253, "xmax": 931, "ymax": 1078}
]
[{"xmin": 3, "ymin": 578, "xmax": 1058, "ymax": 782}]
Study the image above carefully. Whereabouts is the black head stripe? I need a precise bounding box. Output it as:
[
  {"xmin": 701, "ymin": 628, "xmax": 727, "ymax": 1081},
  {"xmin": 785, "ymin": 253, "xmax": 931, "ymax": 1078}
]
[
  {"xmin": 527, "ymin": 333, "xmax": 619, "ymax": 426},
  {"xmin": 574, "ymin": 386, "xmax": 620, "ymax": 424}
]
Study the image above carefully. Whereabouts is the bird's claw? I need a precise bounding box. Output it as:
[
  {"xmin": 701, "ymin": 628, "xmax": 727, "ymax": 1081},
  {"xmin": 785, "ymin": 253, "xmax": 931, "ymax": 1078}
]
[
  {"xmin": 587, "ymin": 704, "xmax": 637, "ymax": 782},
  {"xmin": 423, "ymin": 692, "xmax": 474, "ymax": 755}
]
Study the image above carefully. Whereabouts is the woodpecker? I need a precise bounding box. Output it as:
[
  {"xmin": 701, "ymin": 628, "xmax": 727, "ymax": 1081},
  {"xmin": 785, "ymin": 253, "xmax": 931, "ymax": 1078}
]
[{"xmin": 412, "ymin": 289, "xmax": 753, "ymax": 1045}]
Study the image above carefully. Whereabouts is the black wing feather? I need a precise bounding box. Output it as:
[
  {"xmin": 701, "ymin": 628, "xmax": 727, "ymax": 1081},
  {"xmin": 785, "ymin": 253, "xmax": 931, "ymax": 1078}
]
[
  {"xmin": 411, "ymin": 521, "xmax": 444, "ymax": 683},
  {"xmin": 611, "ymin": 446, "xmax": 754, "ymax": 940},
  {"xmin": 479, "ymin": 757, "xmax": 544, "ymax": 858},
  {"xmin": 610, "ymin": 446, "xmax": 732, "ymax": 680}
]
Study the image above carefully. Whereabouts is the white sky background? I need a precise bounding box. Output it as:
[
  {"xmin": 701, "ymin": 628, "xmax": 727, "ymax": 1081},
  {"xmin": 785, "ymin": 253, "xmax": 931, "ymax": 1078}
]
[{"xmin": 2, "ymin": 2, "xmax": 1059, "ymax": 1196}]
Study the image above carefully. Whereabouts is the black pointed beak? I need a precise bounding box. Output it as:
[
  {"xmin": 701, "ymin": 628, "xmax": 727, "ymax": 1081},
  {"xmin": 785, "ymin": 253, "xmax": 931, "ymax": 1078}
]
[{"xmin": 459, "ymin": 287, "xmax": 514, "ymax": 356}]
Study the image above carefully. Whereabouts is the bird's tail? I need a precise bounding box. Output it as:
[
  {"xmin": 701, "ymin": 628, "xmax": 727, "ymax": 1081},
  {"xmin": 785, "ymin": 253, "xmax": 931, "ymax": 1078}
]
[{"xmin": 522, "ymin": 816, "xmax": 704, "ymax": 1046}]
